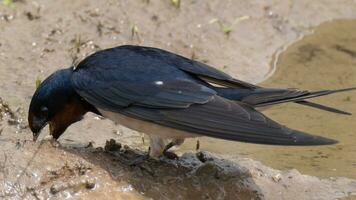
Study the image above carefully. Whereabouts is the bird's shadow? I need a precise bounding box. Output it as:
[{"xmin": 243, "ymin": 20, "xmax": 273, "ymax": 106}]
[{"xmin": 61, "ymin": 139, "xmax": 263, "ymax": 200}]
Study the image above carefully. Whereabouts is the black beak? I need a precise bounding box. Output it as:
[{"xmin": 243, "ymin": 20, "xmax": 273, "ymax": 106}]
[
  {"xmin": 32, "ymin": 128, "xmax": 41, "ymax": 142},
  {"xmin": 29, "ymin": 115, "xmax": 47, "ymax": 142}
]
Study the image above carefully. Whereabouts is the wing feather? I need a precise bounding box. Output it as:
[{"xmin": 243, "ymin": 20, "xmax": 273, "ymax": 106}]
[
  {"xmin": 121, "ymin": 96, "xmax": 337, "ymax": 145},
  {"xmin": 71, "ymin": 47, "xmax": 217, "ymax": 110},
  {"xmin": 71, "ymin": 45, "xmax": 337, "ymax": 145}
]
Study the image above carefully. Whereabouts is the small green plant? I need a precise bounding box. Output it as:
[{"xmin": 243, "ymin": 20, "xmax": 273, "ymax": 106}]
[
  {"xmin": 130, "ymin": 23, "xmax": 141, "ymax": 42},
  {"xmin": 222, "ymin": 25, "xmax": 232, "ymax": 35},
  {"xmin": 171, "ymin": 0, "xmax": 180, "ymax": 8},
  {"xmin": 131, "ymin": 23, "xmax": 138, "ymax": 37},
  {"xmin": 219, "ymin": 65, "xmax": 228, "ymax": 71},
  {"xmin": 209, "ymin": 16, "xmax": 250, "ymax": 36},
  {"xmin": 2, "ymin": 0, "xmax": 14, "ymax": 8},
  {"xmin": 35, "ymin": 78, "xmax": 42, "ymax": 88},
  {"xmin": 72, "ymin": 34, "xmax": 82, "ymax": 53},
  {"xmin": 2, "ymin": 0, "xmax": 12, "ymax": 6},
  {"xmin": 70, "ymin": 34, "xmax": 84, "ymax": 65}
]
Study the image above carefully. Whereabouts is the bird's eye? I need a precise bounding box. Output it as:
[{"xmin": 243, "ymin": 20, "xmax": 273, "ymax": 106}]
[{"xmin": 40, "ymin": 106, "xmax": 49, "ymax": 117}]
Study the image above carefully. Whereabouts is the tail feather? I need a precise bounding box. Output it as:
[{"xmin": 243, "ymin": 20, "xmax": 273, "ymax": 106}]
[
  {"xmin": 296, "ymin": 100, "xmax": 351, "ymax": 115},
  {"xmin": 253, "ymin": 87, "xmax": 356, "ymax": 107},
  {"xmin": 215, "ymin": 87, "xmax": 356, "ymax": 115}
]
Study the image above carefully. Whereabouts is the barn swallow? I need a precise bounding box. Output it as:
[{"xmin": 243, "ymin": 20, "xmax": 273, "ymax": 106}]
[{"xmin": 28, "ymin": 45, "xmax": 356, "ymax": 158}]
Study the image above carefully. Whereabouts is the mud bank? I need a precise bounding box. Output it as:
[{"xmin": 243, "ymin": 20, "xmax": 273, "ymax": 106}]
[{"xmin": 1, "ymin": 139, "xmax": 355, "ymax": 200}]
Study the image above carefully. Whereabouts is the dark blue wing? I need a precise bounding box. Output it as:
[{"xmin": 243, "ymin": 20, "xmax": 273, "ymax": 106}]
[
  {"xmin": 121, "ymin": 96, "xmax": 337, "ymax": 145},
  {"xmin": 78, "ymin": 45, "xmax": 258, "ymax": 89},
  {"xmin": 71, "ymin": 46, "xmax": 216, "ymax": 111},
  {"xmin": 71, "ymin": 45, "xmax": 337, "ymax": 145}
]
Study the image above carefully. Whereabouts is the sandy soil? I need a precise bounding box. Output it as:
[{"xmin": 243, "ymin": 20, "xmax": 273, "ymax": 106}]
[{"xmin": 1, "ymin": 0, "xmax": 356, "ymax": 199}]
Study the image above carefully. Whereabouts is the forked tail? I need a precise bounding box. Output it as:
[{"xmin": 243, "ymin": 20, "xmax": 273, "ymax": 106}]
[{"xmin": 216, "ymin": 87, "xmax": 356, "ymax": 115}]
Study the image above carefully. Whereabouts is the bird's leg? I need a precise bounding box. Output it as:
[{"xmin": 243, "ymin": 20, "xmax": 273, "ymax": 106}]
[
  {"xmin": 162, "ymin": 138, "xmax": 185, "ymax": 160},
  {"xmin": 149, "ymin": 135, "xmax": 166, "ymax": 159}
]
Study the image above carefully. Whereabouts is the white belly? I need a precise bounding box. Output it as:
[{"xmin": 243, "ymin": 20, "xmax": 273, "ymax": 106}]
[{"xmin": 98, "ymin": 109, "xmax": 198, "ymax": 139}]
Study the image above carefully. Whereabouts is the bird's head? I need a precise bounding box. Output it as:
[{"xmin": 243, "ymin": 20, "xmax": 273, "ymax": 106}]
[{"xmin": 28, "ymin": 68, "xmax": 89, "ymax": 141}]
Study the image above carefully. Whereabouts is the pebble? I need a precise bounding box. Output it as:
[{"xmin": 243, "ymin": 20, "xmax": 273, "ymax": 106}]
[{"xmin": 272, "ymin": 173, "xmax": 282, "ymax": 182}]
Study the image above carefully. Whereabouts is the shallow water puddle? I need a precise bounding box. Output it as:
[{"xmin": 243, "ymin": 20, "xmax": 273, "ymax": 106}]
[{"xmin": 179, "ymin": 19, "xmax": 356, "ymax": 179}]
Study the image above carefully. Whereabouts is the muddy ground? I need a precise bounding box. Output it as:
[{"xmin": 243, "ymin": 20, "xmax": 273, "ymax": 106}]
[
  {"xmin": 183, "ymin": 19, "xmax": 356, "ymax": 180},
  {"xmin": 1, "ymin": 0, "xmax": 356, "ymax": 199}
]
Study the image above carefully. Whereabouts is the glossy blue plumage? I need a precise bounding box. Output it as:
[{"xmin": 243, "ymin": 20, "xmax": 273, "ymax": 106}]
[
  {"xmin": 30, "ymin": 68, "xmax": 76, "ymax": 119},
  {"xmin": 68, "ymin": 45, "xmax": 337, "ymax": 145}
]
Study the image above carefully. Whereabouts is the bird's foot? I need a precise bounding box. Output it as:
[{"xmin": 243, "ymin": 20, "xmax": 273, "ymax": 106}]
[
  {"xmin": 196, "ymin": 151, "xmax": 211, "ymax": 163},
  {"xmin": 162, "ymin": 150, "xmax": 179, "ymax": 160},
  {"xmin": 162, "ymin": 141, "xmax": 179, "ymax": 160}
]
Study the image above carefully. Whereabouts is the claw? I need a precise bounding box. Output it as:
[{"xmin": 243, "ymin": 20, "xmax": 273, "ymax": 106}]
[
  {"xmin": 162, "ymin": 141, "xmax": 179, "ymax": 160},
  {"xmin": 162, "ymin": 151, "xmax": 179, "ymax": 160}
]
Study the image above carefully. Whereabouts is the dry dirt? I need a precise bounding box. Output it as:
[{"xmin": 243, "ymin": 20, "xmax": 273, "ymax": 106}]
[{"xmin": 1, "ymin": 0, "xmax": 356, "ymax": 199}]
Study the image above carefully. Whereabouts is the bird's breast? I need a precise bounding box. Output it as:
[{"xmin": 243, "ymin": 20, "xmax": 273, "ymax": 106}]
[{"xmin": 98, "ymin": 109, "xmax": 198, "ymax": 139}]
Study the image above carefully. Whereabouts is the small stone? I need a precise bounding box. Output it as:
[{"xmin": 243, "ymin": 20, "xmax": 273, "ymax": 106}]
[
  {"xmin": 50, "ymin": 183, "xmax": 65, "ymax": 194},
  {"xmin": 85, "ymin": 180, "xmax": 96, "ymax": 189},
  {"xmin": 272, "ymin": 173, "xmax": 282, "ymax": 182}
]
